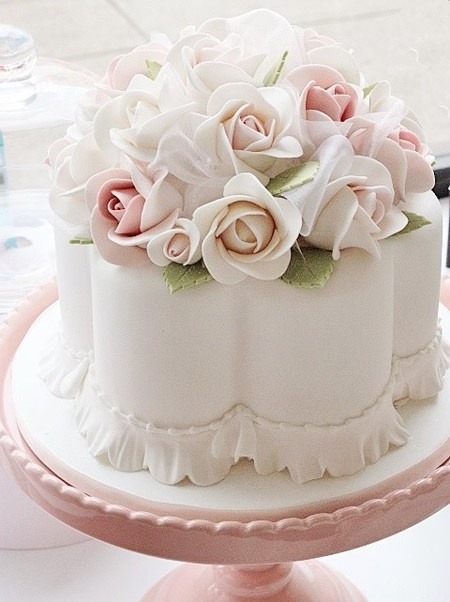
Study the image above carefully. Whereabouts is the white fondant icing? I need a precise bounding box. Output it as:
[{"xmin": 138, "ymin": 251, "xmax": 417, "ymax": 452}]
[
  {"xmin": 393, "ymin": 326, "xmax": 450, "ymax": 403},
  {"xmin": 88, "ymin": 242, "xmax": 395, "ymax": 431},
  {"xmin": 18, "ymin": 300, "xmax": 450, "ymax": 512},
  {"xmin": 38, "ymin": 10, "xmax": 447, "ymax": 488},
  {"xmin": 53, "ymin": 215, "xmax": 93, "ymax": 353},
  {"xmin": 74, "ymin": 358, "xmax": 411, "ymax": 486},
  {"xmin": 43, "ymin": 215, "xmax": 93, "ymax": 399},
  {"xmin": 38, "ymin": 332, "xmax": 91, "ymax": 399},
  {"xmin": 387, "ymin": 192, "xmax": 443, "ymax": 358},
  {"xmin": 43, "ymin": 189, "xmax": 448, "ymax": 486}
]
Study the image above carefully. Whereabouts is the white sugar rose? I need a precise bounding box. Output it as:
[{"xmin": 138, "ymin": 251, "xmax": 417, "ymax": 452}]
[
  {"xmin": 94, "ymin": 74, "xmax": 194, "ymax": 162},
  {"xmin": 147, "ymin": 218, "xmax": 201, "ymax": 266},
  {"xmin": 48, "ymin": 132, "xmax": 113, "ymax": 226},
  {"xmin": 158, "ymin": 10, "xmax": 295, "ymax": 114},
  {"xmin": 193, "ymin": 11, "xmax": 360, "ymax": 86},
  {"xmin": 162, "ymin": 34, "xmax": 259, "ymax": 112},
  {"xmin": 180, "ymin": 10, "xmax": 294, "ymax": 82},
  {"xmin": 302, "ymin": 28, "xmax": 339, "ymax": 52},
  {"xmin": 99, "ymin": 40, "xmax": 170, "ymax": 97},
  {"xmin": 194, "ymin": 82, "xmax": 302, "ymax": 181},
  {"xmin": 192, "ymin": 173, "xmax": 301, "ymax": 284},
  {"xmin": 284, "ymin": 136, "xmax": 407, "ymax": 259}
]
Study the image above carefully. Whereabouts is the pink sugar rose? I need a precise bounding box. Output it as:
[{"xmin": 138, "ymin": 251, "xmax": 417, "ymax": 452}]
[
  {"xmin": 347, "ymin": 118, "xmax": 435, "ymax": 201},
  {"xmin": 85, "ymin": 164, "xmax": 183, "ymax": 266},
  {"xmin": 100, "ymin": 41, "xmax": 170, "ymax": 95},
  {"xmin": 287, "ymin": 64, "xmax": 361, "ymax": 123},
  {"xmin": 388, "ymin": 126, "xmax": 428, "ymax": 153}
]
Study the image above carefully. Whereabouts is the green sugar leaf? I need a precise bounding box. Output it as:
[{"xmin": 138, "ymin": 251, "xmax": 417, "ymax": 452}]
[
  {"xmin": 281, "ymin": 247, "xmax": 336, "ymax": 289},
  {"xmin": 263, "ymin": 50, "xmax": 288, "ymax": 86},
  {"xmin": 391, "ymin": 211, "xmax": 431, "ymax": 238},
  {"xmin": 69, "ymin": 237, "xmax": 94, "ymax": 245},
  {"xmin": 146, "ymin": 60, "xmax": 162, "ymax": 80},
  {"xmin": 163, "ymin": 261, "xmax": 213, "ymax": 293},
  {"xmin": 267, "ymin": 161, "xmax": 319, "ymax": 196},
  {"xmin": 363, "ymin": 82, "xmax": 377, "ymax": 98}
]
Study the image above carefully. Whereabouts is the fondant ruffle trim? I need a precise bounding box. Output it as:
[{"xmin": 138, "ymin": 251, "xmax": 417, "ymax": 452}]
[
  {"xmin": 38, "ymin": 332, "xmax": 91, "ymax": 399},
  {"xmin": 393, "ymin": 325, "xmax": 450, "ymax": 404},
  {"xmin": 74, "ymin": 363, "xmax": 409, "ymax": 486},
  {"xmin": 41, "ymin": 327, "xmax": 449, "ymax": 485}
]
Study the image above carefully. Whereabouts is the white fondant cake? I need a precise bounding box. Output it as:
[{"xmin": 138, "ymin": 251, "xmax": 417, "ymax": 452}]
[{"xmin": 42, "ymin": 10, "xmax": 448, "ymax": 486}]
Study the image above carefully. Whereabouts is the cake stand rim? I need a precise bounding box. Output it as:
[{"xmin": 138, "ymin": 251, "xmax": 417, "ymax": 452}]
[
  {"xmin": 1, "ymin": 410, "xmax": 449, "ymax": 560},
  {"xmin": 0, "ymin": 281, "xmax": 449, "ymax": 564}
]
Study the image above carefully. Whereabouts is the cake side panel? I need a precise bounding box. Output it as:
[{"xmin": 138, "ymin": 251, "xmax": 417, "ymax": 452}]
[
  {"xmin": 38, "ymin": 216, "xmax": 93, "ymax": 399},
  {"xmin": 388, "ymin": 190, "xmax": 443, "ymax": 358},
  {"xmin": 53, "ymin": 216, "xmax": 93, "ymax": 352},
  {"xmin": 239, "ymin": 246, "xmax": 395, "ymax": 426},
  {"xmin": 89, "ymin": 248, "xmax": 240, "ymax": 429}
]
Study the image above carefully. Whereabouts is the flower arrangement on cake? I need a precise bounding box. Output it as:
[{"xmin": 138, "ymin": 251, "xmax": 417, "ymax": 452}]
[{"xmin": 48, "ymin": 9, "xmax": 434, "ymax": 292}]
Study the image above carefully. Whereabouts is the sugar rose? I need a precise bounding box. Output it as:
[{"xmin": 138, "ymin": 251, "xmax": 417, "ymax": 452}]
[
  {"xmin": 300, "ymin": 136, "xmax": 407, "ymax": 258},
  {"xmin": 190, "ymin": 10, "xmax": 295, "ymax": 79},
  {"xmin": 347, "ymin": 117, "xmax": 435, "ymax": 201},
  {"xmin": 101, "ymin": 41, "xmax": 170, "ymax": 96},
  {"xmin": 288, "ymin": 64, "xmax": 361, "ymax": 123},
  {"xmin": 86, "ymin": 163, "xmax": 183, "ymax": 266},
  {"xmin": 192, "ymin": 173, "xmax": 301, "ymax": 283},
  {"xmin": 94, "ymin": 75, "xmax": 194, "ymax": 162},
  {"xmin": 194, "ymin": 82, "xmax": 302, "ymax": 180},
  {"xmin": 284, "ymin": 64, "xmax": 364, "ymax": 154},
  {"xmin": 48, "ymin": 132, "xmax": 112, "ymax": 227},
  {"xmin": 147, "ymin": 218, "xmax": 202, "ymax": 266},
  {"xmin": 158, "ymin": 10, "xmax": 298, "ymax": 113}
]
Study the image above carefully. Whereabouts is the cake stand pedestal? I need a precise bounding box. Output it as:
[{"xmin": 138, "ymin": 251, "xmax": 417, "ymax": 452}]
[
  {"xmin": 143, "ymin": 561, "xmax": 365, "ymax": 601},
  {"xmin": 0, "ymin": 284, "xmax": 449, "ymax": 601}
]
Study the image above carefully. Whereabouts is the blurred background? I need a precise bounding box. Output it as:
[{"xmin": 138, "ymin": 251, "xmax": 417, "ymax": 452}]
[{"xmin": 2, "ymin": 0, "xmax": 449, "ymax": 176}]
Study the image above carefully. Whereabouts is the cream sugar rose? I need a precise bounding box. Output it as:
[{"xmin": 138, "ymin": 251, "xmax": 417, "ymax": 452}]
[{"xmin": 40, "ymin": 9, "xmax": 448, "ymax": 486}]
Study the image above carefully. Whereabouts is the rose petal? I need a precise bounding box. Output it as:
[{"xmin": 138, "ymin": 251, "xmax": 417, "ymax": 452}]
[
  {"xmin": 306, "ymin": 186, "xmax": 359, "ymax": 259},
  {"xmin": 404, "ymin": 150, "xmax": 435, "ymax": 193},
  {"xmin": 114, "ymin": 194, "xmax": 145, "ymax": 235},
  {"xmin": 70, "ymin": 133, "xmax": 113, "ymax": 186},
  {"xmin": 374, "ymin": 205, "xmax": 408, "ymax": 240},
  {"xmin": 338, "ymin": 220, "xmax": 381, "ymax": 258},
  {"xmin": 85, "ymin": 169, "xmax": 131, "ymax": 213},
  {"xmin": 307, "ymin": 45, "xmax": 361, "ymax": 84},
  {"xmin": 227, "ymin": 245, "xmax": 291, "ymax": 280},
  {"xmin": 90, "ymin": 207, "xmax": 148, "ymax": 267},
  {"xmin": 202, "ymin": 232, "xmax": 246, "ymax": 284}
]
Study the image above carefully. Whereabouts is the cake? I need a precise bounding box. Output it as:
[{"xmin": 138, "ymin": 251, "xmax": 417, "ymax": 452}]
[{"xmin": 40, "ymin": 10, "xmax": 448, "ymax": 486}]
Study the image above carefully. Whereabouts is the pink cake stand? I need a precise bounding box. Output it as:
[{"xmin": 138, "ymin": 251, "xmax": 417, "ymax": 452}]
[{"xmin": 1, "ymin": 283, "xmax": 449, "ymax": 601}]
